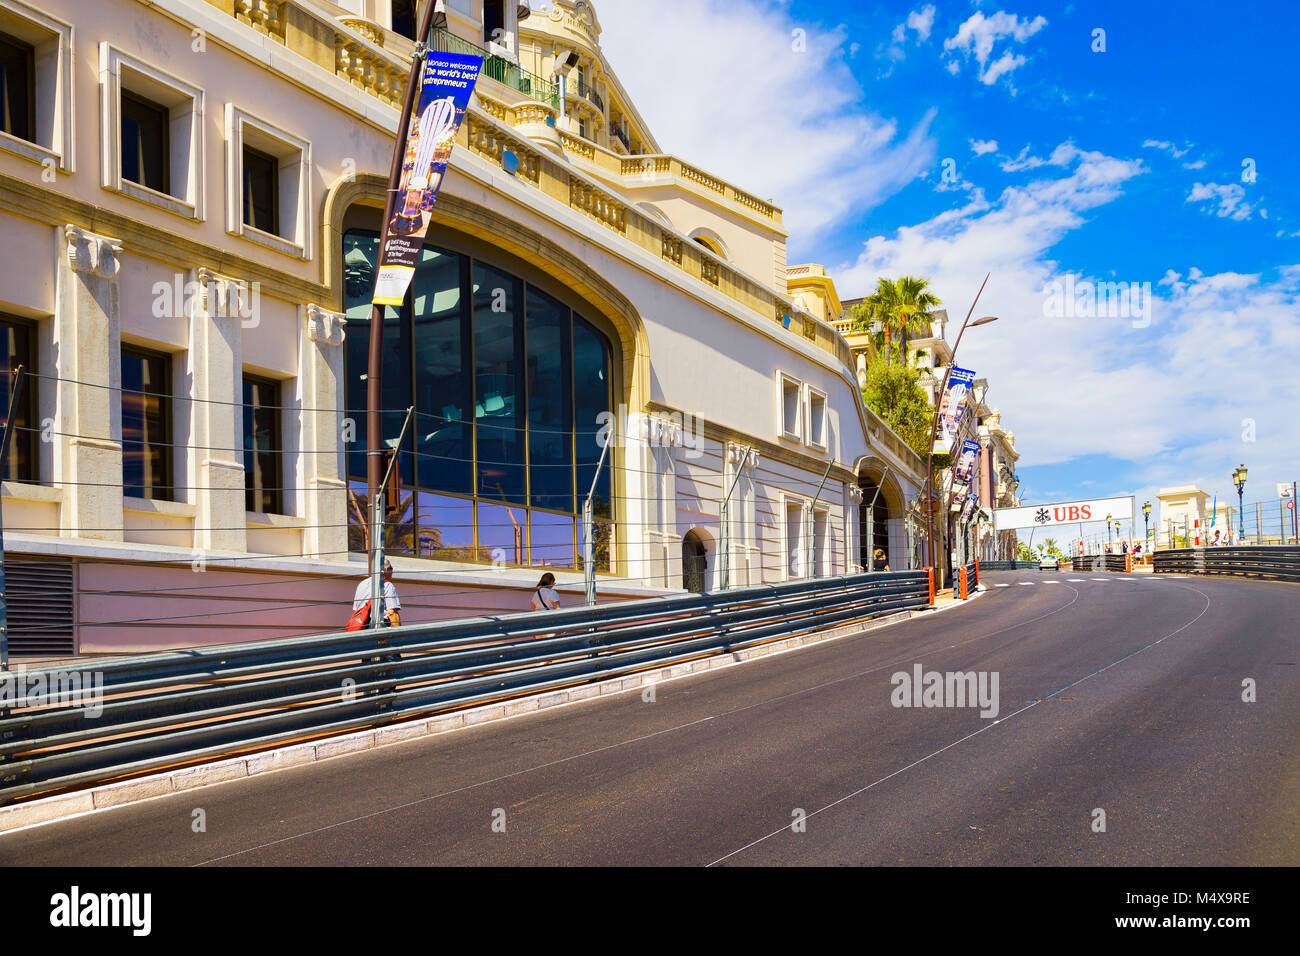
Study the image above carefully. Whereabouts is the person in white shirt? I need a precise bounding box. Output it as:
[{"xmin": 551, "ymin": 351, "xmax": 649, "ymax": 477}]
[
  {"xmin": 531, "ymin": 572, "xmax": 561, "ymax": 611},
  {"xmin": 353, "ymin": 559, "xmax": 401, "ymax": 627}
]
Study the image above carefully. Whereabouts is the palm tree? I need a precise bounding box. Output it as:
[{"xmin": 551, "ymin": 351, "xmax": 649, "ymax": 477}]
[{"xmin": 852, "ymin": 277, "xmax": 942, "ymax": 366}]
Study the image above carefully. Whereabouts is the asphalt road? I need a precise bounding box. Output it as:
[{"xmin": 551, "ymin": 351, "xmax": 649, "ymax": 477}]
[{"xmin": 3, "ymin": 571, "xmax": 1297, "ymax": 866}]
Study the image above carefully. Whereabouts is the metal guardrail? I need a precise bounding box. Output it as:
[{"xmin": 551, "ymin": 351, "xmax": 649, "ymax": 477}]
[
  {"xmin": 0, "ymin": 571, "xmax": 928, "ymax": 804},
  {"xmin": 1069, "ymin": 554, "xmax": 1129, "ymax": 572},
  {"xmin": 1154, "ymin": 546, "xmax": 1300, "ymax": 582},
  {"xmin": 978, "ymin": 561, "xmax": 1040, "ymax": 570}
]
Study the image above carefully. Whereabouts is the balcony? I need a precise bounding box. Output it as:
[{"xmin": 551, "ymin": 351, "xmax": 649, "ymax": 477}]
[
  {"xmin": 432, "ymin": 29, "xmax": 559, "ymax": 110},
  {"xmin": 610, "ymin": 124, "xmax": 631, "ymax": 153},
  {"xmin": 575, "ymin": 78, "xmax": 605, "ymax": 112}
]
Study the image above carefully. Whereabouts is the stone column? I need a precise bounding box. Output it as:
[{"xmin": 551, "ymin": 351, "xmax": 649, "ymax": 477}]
[
  {"xmin": 187, "ymin": 268, "xmax": 249, "ymax": 553},
  {"xmin": 55, "ymin": 225, "xmax": 124, "ymax": 541},
  {"xmin": 847, "ymin": 482, "xmax": 864, "ymax": 573},
  {"xmin": 299, "ymin": 304, "xmax": 348, "ymax": 559}
]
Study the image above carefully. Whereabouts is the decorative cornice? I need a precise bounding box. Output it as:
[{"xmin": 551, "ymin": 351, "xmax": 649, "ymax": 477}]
[
  {"xmin": 192, "ymin": 267, "xmax": 258, "ymax": 322},
  {"xmin": 64, "ymin": 225, "xmax": 122, "ymax": 280},
  {"xmin": 305, "ymin": 303, "xmax": 347, "ymax": 347}
]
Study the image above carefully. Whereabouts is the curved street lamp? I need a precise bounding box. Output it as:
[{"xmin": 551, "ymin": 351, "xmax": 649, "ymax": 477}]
[
  {"xmin": 923, "ymin": 273, "xmax": 997, "ymax": 589},
  {"xmin": 1233, "ymin": 464, "xmax": 1248, "ymax": 541}
]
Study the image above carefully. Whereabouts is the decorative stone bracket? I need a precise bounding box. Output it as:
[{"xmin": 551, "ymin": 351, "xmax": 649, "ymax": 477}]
[
  {"xmin": 305, "ymin": 303, "xmax": 347, "ymax": 347},
  {"xmin": 65, "ymin": 225, "xmax": 122, "ymax": 280}
]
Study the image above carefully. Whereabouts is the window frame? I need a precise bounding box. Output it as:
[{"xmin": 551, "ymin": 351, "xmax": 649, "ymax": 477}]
[
  {"xmin": 0, "ymin": 29, "xmax": 35, "ymax": 144},
  {"xmin": 0, "ymin": 313, "xmax": 37, "ymax": 484},
  {"xmin": 119, "ymin": 87, "xmax": 170, "ymax": 196},
  {"xmin": 242, "ymin": 372, "xmax": 283, "ymax": 516},
  {"xmin": 241, "ymin": 143, "xmax": 279, "ymax": 237},
  {"xmin": 224, "ymin": 102, "xmax": 312, "ymax": 259},
  {"xmin": 804, "ymin": 383, "xmax": 828, "ymax": 451},
  {"xmin": 99, "ymin": 42, "xmax": 204, "ymax": 219},
  {"xmin": 776, "ymin": 370, "xmax": 802, "ymax": 442},
  {"xmin": 0, "ymin": 0, "xmax": 72, "ymax": 171},
  {"xmin": 120, "ymin": 344, "xmax": 174, "ymax": 503}
]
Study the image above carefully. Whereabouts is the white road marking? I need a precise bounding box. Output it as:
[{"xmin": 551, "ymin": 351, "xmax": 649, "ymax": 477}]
[
  {"xmin": 1067, "ymin": 578, "xmax": 1085, "ymax": 582},
  {"xmin": 995, "ymin": 583, "xmax": 1010, "ymax": 588},
  {"xmin": 1091, "ymin": 577, "xmax": 1108, "ymax": 581},
  {"xmin": 1043, "ymin": 580, "xmax": 1061, "ymax": 584},
  {"xmin": 1017, "ymin": 582, "xmax": 1035, "ymax": 586}
]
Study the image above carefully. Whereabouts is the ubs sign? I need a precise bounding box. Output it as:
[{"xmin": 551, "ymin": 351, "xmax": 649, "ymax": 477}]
[{"xmin": 993, "ymin": 495, "xmax": 1135, "ymax": 532}]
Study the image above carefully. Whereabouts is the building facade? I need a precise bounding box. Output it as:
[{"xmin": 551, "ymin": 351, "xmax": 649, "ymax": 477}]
[{"xmin": 0, "ymin": 0, "xmax": 926, "ymax": 656}]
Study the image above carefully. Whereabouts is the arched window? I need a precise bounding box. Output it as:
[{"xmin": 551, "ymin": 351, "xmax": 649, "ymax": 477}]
[{"xmin": 342, "ymin": 228, "xmax": 614, "ymax": 571}]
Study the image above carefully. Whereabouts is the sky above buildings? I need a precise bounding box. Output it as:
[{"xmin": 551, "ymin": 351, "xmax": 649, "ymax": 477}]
[{"xmin": 594, "ymin": 0, "xmax": 1300, "ymax": 519}]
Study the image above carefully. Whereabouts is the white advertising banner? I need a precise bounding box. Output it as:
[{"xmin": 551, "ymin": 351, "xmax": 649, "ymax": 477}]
[{"xmin": 994, "ymin": 495, "xmax": 1135, "ymax": 532}]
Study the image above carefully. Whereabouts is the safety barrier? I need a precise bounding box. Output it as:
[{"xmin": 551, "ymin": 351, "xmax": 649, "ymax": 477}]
[
  {"xmin": 1154, "ymin": 546, "xmax": 1300, "ymax": 582},
  {"xmin": 957, "ymin": 562, "xmax": 979, "ymax": 599},
  {"xmin": 0, "ymin": 570, "xmax": 929, "ymax": 804},
  {"xmin": 978, "ymin": 561, "xmax": 1040, "ymax": 570},
  {"xmin": 1070, "ymin": 554, "xmax": 1130, "ymax": 572}
]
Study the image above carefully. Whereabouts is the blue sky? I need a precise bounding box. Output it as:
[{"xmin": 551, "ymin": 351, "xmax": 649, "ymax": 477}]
[{"xmin": 597, "ymin": 0, "xmax": 1300, "ymax": 519}]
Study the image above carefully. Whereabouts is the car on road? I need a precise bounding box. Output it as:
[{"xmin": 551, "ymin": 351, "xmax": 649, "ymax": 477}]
[{"xmin": 1038, "ymin": 554, "xmax": 1061, "ymax": 571}]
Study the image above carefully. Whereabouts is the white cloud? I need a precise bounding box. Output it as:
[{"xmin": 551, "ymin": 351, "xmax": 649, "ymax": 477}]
[
  {"xmin": 1187, "ymin": 182, "xmax": 1254, "ymax": 221},
  {"xmin": 1141, "ymin": 139, "xmax": 1190, "ymax": 159},
  {"xmin": 970, "ymin": 138, "xmax": 999, "ymax": 156},
  {"xmin": 593, "ymin": 0, "xmax": 937, "ymax": 248},
  {"xmin": 943, "ymin": 10, "xmax": 1048, "ymax": 87},
  {"xmin": 906, "ymin": 4, "xmax": 937, "ymax": 42},
  {"xmin": 832, "ymin": 144, "xmax": 1300, "ymax": 502},
  {"xmin": 1182, "ymin": 159, "xmax": 1206, "ymax": 170}
]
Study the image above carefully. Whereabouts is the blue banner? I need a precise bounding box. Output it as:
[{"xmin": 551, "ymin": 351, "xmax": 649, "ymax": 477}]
[
  {"xmin": 933, "ymin": 367, "xmax": 976, "ymax": 455},
  {"xmin": 373, "ymin": 51, "xmax": 482, "ymax": 306}
]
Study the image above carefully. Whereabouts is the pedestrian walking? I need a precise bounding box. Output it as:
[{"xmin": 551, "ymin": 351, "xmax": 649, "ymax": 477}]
[
  {"xmin": 531, "ymin": 572, "xmax": 561, "ymax": 610},
  {"xmin": 351, "ymin": 559, "xmax": 401, "ymax": 627}
]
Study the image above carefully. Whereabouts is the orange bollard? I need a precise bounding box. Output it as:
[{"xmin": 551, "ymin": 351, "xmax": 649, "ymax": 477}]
[
  {"xmin": 926, "ymin": 566, "xmax": 935, "ymax": 606},
  {"xmin": 974, "ymin": 558, "xmax": 980, "ymax": 586},
  {"xmin": 1125, "ymin": 551, "xmax": 1132, "ymax": 573},
  {"xmin": 958, "ymin": 566, "xmax": 968, "ymax": 600}
]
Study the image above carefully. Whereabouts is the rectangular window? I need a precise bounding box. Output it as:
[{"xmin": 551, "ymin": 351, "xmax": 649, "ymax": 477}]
[
  {"xmin": 0, "ymin": 315, "xmax": 35, "ymax": 483},
  {"xmin": 779, "ymin": 373, "xmax": 801, "ymax": 440},
  {"xmin": 806, "ymin": 387, "xmax": 827, "ymax": 449},
  {"xmin": 785, "ymin": 500, "xmax": 803, "ymax": 579},
  {"xmin": 473, "ymin": 261, "xmax": 526, "ymax": 506},
  {"xmin": 0, "ymin": 31, "xmax": 34, "ymax": 143},
  {"xmin": 120, "ymin": 89, "xmax": 169, "ymax": 194},
  {"xmin": 525, "ymin": 286, "xmax": 572, "ymax": 513},
  {"xmin": 121, "ymin": 347, "xmax": 172, "ymax": 501},
  {"xmin": 241, "ymin": 145, "xmax": 278, "ymax": 235},
  {"xmin": 242, "ymin": 375, "xmax": 281, "ymax": 515}
]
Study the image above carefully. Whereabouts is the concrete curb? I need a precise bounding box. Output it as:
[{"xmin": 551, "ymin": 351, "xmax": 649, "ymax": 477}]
[{"xmin": 0, "ymin": 599, "xmax": 967, "ymax": 834}]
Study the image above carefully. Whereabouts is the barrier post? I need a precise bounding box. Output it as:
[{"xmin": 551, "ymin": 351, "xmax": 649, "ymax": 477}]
[
  {"xmin": 959, "ymin": 566, "xmax": 969, "ymax": 600},
  {"xmin": 974, "ymin": 558, "xmax": 980, "ymax": 586},
  {"xmin": 926, "ymin": 566, "xmax": 935, "ymax": 606},
  {"xmin": 1125, "ymin": 551, "xmax": 1132, "ymax": 573}
]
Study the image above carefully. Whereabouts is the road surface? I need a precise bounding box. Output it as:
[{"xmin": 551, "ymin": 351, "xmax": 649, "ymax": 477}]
[{"xmin": 3, "ymin": 571, "xmax": 1297, "ymax": 866}]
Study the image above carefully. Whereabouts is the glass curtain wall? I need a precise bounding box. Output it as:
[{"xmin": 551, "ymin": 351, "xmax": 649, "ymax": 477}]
[{"xmin": 343, "ymin": 228, "xmax": 613, "ymax": 570}]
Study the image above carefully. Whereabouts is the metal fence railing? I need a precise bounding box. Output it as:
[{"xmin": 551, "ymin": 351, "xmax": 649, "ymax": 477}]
[
  {"xmin": 1069, "ymin": 555, "xmax": 1130, "ymax": 572},
  {"xmin": 0, "ymin": 570, "xmax": 928, "ymax": 805},
  {"xmin": 979, "ymin": 561, "xmax": 1039, "ymax": 570},
  {"xmin": 1154, "ymin": 546, "xmax": 1300, "ymax": 582}
]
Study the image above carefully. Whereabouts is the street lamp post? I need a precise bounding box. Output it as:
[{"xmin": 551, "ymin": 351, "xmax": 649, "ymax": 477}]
[
  {"xmin": 1105, "ymin": 513, "xmax": 1112, "ymax": 552},
  {"xmin": 1233, "ymin": 464, "xmax": 1247, "ymax": 542},
  {"xmin": 924, "ymin": 273, "xmax": 996, "ymax": 590},
  {"xmin": 1142, "ymin": 500, "xmax": 1151, "ymax": 553}
]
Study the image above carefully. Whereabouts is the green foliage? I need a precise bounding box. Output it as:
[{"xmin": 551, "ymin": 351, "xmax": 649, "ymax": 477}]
[
  {"xmin": 853, "ymin": 276, "xmax": 943, "ymax": 366},
  {"xmin": 861, "ymin": 359, "xmax": 935, "ymax": 459}
]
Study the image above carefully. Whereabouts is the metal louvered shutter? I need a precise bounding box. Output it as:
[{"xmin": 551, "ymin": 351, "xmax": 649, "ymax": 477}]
[{"xmin": 3, "ymin": 559, "xmax": 76, "ymax": 655}]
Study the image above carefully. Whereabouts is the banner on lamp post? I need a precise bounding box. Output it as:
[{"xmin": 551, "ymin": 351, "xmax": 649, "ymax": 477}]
[
  {"xmin": 933, "ymin": 367, "xmax": 976, "ymax": 455},
  {"xmin": 372, "ymin": 51, "xmax": 483, "ymax": 306},
  {"xmin": 948, "ymin": 439, "xmax": 980, "ymax": 513}
]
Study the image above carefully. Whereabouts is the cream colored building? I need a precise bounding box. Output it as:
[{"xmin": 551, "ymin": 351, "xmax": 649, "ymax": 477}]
[{"xmin": 0, "ymin": 0, "xmax": 926, "ymax": 655}]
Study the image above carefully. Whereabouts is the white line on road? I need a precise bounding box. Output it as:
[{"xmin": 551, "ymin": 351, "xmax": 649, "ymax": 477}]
[
  {"xmin": 1017, "ymin": 582, "xmax": 1035, "ymax": 586},
  {"xmin": 1043, "ymin": 580, "xmax": 1061, "ymax": 584},
  {"xmin": 1067, "ymin": 578, "xmax": 1085, "ymax": 582},
  {"xmin": 1091, "ymin": 577, "xmax": 1108, "ymax": 581},
  {"xmin": 995, "ymin": 584, "xmax": 1010, "ymax": 588}
]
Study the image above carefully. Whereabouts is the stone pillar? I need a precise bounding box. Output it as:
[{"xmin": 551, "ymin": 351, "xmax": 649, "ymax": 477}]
[
  {"xmin": 187, "ymin": 268, "xmax": 249, "ymax": 553},
  {"xmin": 56, "ymin": 225, "xmax": 124, "ymax": 541},
  {"xmin": 299, "ymin": 304, "xmax": 348, "ymax": 559},
  {"xmin": 847, "ymin": 482, "xmax": 864, "ymax": 573}
]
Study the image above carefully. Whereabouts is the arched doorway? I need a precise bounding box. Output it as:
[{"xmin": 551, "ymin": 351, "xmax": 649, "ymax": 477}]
[
  {"xmin": 859, "ymin": 476, "xmax": 891, "ymax": 570},
  {"xmin": 682, "ymin": 530, "xmax": 708, "ymax": 593}
]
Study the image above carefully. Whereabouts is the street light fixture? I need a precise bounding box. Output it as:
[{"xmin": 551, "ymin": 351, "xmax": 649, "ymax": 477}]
[
  {"xmin": 1233, "ymin": 464, "xmax": 1247, "ymax": 541},
  {"xmin": 1105, "ymin": 512, "xmax": 1112, "ymax": 551},
  {"xmin": 1142, "ymin": 500, "xmax": 1151, "ymax": 551},
  {"xmin": 924, "ymin": 274, "xmax": 997, "ymax": 590}
]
